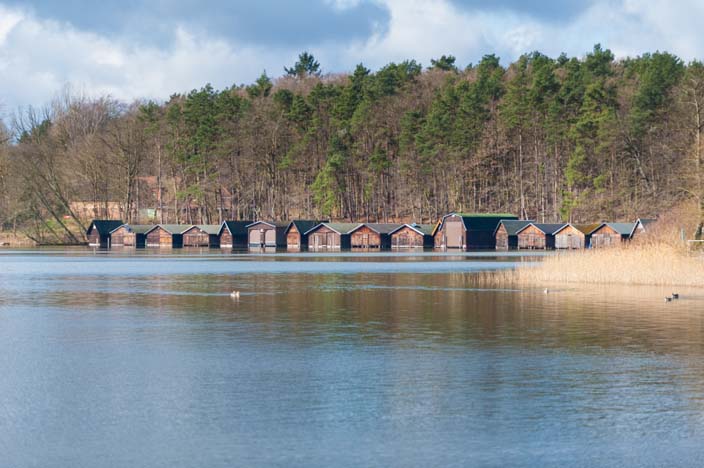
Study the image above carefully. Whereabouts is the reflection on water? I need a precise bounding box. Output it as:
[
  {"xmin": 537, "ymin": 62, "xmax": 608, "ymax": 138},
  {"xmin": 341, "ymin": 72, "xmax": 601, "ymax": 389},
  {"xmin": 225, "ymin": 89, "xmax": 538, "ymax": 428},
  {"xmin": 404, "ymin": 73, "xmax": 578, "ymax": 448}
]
[{"xmin": 0, "ymin": 250, "xmax": 703, "ymax": 467}]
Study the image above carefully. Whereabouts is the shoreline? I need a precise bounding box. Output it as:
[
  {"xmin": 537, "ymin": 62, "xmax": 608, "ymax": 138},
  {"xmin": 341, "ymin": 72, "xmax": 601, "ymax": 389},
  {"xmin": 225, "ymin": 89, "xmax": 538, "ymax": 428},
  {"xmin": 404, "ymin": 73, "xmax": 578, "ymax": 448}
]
[{"xmin": 488, "ymin": 243, "xmax": 704, "ymax": 288}]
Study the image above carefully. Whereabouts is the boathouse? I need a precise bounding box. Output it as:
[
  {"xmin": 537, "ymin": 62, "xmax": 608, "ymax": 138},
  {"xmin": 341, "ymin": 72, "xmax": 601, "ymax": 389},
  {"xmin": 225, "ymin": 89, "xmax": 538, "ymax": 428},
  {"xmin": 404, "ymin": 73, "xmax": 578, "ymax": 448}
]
[
  {"xmin": 631, "ymin": 218, "xmax": 657, "ymax": 241},
  {"xmin": 575, "ymin": 223, "xmax": 601, "ymax": 248},
  {"xmin": 247, "ymin": 221, "xmax": 288, "ymax": 249},
  {"xmin": 86, "ymin": 219, "xmax": 123, "ymax": 248},
  {"xmin": 516, "ymin": 223, "xmax": 566, "ymax": 250},
  {"xmin": 285, "ymin": 220, "xmax": 326, "ymax": 251},
  {"xmin": 305, "ymin": 223, "xmax": 360, "ymax": 250},
  {"xmin": 218, "ymin": 221, "xmax": 252, "ymax": 249},
  {"xmin": 589, "ymin": 223, "xmax": 636, "ymax": 248},
  {"xmin": 109, "ymin": 224, "xmax": 150, "ymax": 248},
  {"xmin": 182, "ymin": 225, "xmax": 221, "ymax": 248},
  {"xmin": 494, "ymin": 220, "xmax": 533, "ymax": 250},
  {"xmin": 434, "ymin": 213, "xmax": 517, "ymax": 250},
  {"xmin": 350, "ymin": 223, "xmax": 401, "ymax": 249},
  {"xmin": 389, "ymin": 223, "xmax": 435, "ymax": 249},
  {"xmin": 553, "ymin": 223, "xmax": 587, "ymax": 249},
  {"xmin": 145, "ymin": 224, "xmax": 190, "ymax": 248}
]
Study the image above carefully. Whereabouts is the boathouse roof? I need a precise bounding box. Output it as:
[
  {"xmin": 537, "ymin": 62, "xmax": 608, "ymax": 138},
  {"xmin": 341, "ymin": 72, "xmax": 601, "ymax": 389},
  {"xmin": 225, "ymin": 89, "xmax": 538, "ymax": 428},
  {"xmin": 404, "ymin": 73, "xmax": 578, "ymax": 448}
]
[
  {"xmin": 353, "ymin": 223, "xmax": 404, "ymax": 235},
  {"xmin": 220, "ymin": 221, "xmax": 253, "ymax": 236},
  {"xmin": 389, "ymin": 223, "xmax": 435, "ymax": 236},
  {"xmin": 147, "ymin": 224, "xmax": 192, "ymax": 235},
  {"xmin": 304, "ymin": 222, "xmax": 362, "ymax": 235},
  {"xmin": 110, "ymin": 224, "xmax": 152, "ymax": 235},
  {"xmin": 194, "ymin": 224, "xmax": 221, "ymax": 235},
  {"xmin": 605, "ymin": 222, "xmax": 637, "ymax": 237},
  {"xmin": 441, "ymin": 213, "xmax": 518, "ymax": 232},
  {"xmin": 286, "ymin": 220, "xmax": 326, "ymax": 235},
  {"xmin": 87, "ymin": 219, "xmax": 124, "ymax": 236},
  {"xmin": 493, "ymin": 220, "xmax": 534, "ymax": 236}
]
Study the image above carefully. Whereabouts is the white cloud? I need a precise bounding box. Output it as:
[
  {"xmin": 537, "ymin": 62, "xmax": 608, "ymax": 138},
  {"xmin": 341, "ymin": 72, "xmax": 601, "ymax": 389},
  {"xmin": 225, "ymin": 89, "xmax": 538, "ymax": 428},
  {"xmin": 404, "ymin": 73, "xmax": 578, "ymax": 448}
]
[
  {"xmin": 0, "ymin": 4, "xmax": 293, "ymax": 111},
  {"xmin": 2, "ymin": 0, "xmax": 704, "ymax": 111}
]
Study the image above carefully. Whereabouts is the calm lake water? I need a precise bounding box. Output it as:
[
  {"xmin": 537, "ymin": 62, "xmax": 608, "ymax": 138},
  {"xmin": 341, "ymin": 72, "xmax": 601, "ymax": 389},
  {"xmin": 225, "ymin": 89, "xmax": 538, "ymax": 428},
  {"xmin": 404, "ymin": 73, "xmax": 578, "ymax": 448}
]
[{"xmin": 1, "ymin": 249, "xmax": 704, "ymax": 467}]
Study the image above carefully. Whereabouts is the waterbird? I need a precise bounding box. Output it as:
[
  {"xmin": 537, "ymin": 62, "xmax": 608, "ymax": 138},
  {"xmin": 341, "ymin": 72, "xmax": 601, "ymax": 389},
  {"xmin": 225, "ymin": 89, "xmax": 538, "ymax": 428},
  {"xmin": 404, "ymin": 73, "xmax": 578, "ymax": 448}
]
[
  {"xmin": 665, "ymin": 296, "xmax": 673, "ymax": 302},
  {"xmin": 672, "ymin": 293, "xmax": 679, "ymax": 299},
  {"xmin": 230, "ymin": 290, "xmax": 240, "ymax": 299},
  {"xmin": 543, "ymin": 288, "xmax": 549, "ymax": 294}
]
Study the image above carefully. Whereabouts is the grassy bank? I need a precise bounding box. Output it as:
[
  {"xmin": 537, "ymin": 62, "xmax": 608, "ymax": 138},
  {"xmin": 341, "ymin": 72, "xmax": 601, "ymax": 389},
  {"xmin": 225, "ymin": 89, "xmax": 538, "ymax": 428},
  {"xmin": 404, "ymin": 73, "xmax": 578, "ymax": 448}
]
[
  {"xmin": 496, "ymin": 243, "xmax": 704, "ymax": 287},
  {"xmin": 0, "ymin": 232, "xmax": 37, "ymax": 247}
]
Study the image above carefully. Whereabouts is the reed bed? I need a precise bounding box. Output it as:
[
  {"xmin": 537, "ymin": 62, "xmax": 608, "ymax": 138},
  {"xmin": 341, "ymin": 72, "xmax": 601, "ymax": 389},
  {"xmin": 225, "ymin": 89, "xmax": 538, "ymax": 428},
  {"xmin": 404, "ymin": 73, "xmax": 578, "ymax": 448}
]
[{"xmin": 495, "ymin": 243, "xmax": 704, "ymax": 287}]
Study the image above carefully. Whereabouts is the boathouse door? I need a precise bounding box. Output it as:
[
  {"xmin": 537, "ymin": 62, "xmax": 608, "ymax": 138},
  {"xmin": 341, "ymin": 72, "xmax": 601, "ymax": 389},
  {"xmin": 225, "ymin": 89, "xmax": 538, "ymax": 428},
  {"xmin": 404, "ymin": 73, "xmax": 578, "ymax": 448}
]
[
  {"xmin": 265, "ymin": 229, "xmax": 276, "ymax": 247},
  {"xmin": 445, "ymin": 218, "xmax": 464, "ymax": 249}
]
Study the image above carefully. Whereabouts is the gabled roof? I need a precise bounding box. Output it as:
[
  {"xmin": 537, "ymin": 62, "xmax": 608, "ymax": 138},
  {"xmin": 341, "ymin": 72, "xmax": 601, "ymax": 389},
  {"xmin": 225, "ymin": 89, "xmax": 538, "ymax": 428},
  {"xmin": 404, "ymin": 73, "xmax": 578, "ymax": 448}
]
[
  {"xmin": 588, "ymin": 222, "xmax": 637, "ymax": 236},
  {"xmin": 246, "ymin": 220, "xmax": 288, "ymax": 229},
  {"xmin": 552, "ymin": 223, "xmax": 581, "ymax": 235},
  {"xmin": 304, "ymin": 222, "xmax": 362, "ymax": 235},
  {"xmin": 352, "ymin": 223, "xmax": 404, "ymax": 235},
  {"xmin": 109, "ymin": 224, "xmax": 152, "ymax": 235},
  {"xmin": 441, "ymin": 212, "xmax": 518, "ymax": 231},
  {"xmin": 389, "ymin": 223, "xmax": 436, "ymax": 236},
  {"xmin": 286, "ymin": 220, "xmax": 327, "ymax": 235},
  {"xmin": 605, "ymin": 222, "xmax": 637, "ymax": 236},
  {"xmin": 452, "ymin": 212, "xmax": 518, "ymax": 218},
  {"xmin": 87, "ymin": 219, "xmax": 123, "ymax": 236},
  {"xmin": 493, "ymin": 219, "xmax": 534, "ymax": 236},
  {"xmin": 146, "ymin": 224, "xmax": 192, "ymax": 235},
  {"xmin": 532, "ymin": 223, "xmax": 569, "ymax": 235},
  {"xmin": 220, "ymin": 220, "xmax": 253, "ymax": 236},
  {"xmin": 516, "ymin": 223, "xmax": 567, "ymax": 235},
  {"xmin": 186, "ymin": 224, "xmax": 221, "ymax": 235},
  {"xmin": 635, "ymin": 218, "xmax": 657, "ymax": 230},
  {"xmin": 575, "ymin": 223, "xmax": 602, "ymax": 235}
]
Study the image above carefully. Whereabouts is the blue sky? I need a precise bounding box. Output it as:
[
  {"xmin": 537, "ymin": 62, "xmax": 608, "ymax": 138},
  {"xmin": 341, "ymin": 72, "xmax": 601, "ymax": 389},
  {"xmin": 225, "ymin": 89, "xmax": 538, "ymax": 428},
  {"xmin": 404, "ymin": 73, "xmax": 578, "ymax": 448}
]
[{"xmin": 1, "ymin": 0, "xmax": 703, "ymax": 110}]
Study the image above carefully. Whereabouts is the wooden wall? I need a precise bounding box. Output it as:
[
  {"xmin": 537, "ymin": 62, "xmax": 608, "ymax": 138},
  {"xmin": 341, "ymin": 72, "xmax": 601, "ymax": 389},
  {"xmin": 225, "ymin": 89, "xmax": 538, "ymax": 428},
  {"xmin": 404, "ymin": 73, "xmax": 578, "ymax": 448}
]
[
  {"xmin": 351, "ymin": 226, "xmax": 382, "ymax": 249},
  {"xmin": 391, "ymin": 226, "xmax": 424, "ymax": 248},
  {"xmin": 554, "ymin": 225, "xmax": 585, "ymax": 249},
  {"xmin": 183, "ymin": 227, "xmax": 210, "ymax": 247},
  {"xmin": 434, "ymin": 216, "xmax": 465, "ymax": 249},
  {"xmin": 287, "ymin": 225, "xmax": 301, "ymax": 250},
  {"xmin": 495, "ymin": 224, "xmax": 509, "ymax": 250},
  {"xmin": 308, "ymin": 226, "xmax": 342, "ymax": 250},
  {"xmin": 518, "ymin": 225, "xmax": 548, "ymax": 250},
  {"xmin": 110, "ymin": 226, "xmax": 128, "ymax": 246},
  {"xmin": 590, "ymin": 225, "xmax": 623, "ymax": 248},
  {"xmin": 146, "ymin": 227, "xmax": 174, "ymax": 247}
]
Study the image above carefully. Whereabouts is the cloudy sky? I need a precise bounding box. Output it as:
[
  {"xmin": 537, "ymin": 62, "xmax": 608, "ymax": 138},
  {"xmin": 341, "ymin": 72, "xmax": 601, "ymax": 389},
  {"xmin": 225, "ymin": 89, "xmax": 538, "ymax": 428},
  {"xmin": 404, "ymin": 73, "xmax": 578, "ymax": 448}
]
[{"xmin": 1, "ymin": 0, "xmax": 703, "ymax": 110}]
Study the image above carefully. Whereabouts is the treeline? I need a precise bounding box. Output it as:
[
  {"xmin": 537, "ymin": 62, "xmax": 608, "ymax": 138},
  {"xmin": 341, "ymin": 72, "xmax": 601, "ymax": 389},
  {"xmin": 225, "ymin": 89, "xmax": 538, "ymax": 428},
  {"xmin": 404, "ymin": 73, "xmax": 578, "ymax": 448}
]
[{"xmin": 1, "ymin": 45, "xmax": 704, "ymax": 243}]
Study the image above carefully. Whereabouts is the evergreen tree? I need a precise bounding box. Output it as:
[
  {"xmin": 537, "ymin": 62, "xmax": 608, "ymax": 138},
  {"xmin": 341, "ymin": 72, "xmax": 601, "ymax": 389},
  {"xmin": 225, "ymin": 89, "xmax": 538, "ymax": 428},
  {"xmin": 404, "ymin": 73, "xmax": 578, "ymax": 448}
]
[{"xmin": 285, "ymin": 51, "xmax": 321, "ymax": 78}]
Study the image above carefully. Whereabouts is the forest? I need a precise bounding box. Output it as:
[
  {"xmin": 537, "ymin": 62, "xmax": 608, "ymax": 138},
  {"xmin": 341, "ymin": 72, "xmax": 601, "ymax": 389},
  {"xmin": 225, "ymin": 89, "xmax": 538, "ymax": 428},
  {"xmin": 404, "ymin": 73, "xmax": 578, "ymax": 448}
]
[{"xmin": 1, "ymin": 44, "xmax": 704, "ymax": 244}]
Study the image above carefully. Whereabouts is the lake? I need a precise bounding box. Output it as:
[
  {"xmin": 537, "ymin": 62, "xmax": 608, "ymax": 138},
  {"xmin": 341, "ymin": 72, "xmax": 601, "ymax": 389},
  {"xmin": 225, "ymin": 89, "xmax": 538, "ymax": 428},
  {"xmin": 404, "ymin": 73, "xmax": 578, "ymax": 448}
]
[{"xmin": 1, "ymin": 249, "xmax": 703, "ymax": 467}]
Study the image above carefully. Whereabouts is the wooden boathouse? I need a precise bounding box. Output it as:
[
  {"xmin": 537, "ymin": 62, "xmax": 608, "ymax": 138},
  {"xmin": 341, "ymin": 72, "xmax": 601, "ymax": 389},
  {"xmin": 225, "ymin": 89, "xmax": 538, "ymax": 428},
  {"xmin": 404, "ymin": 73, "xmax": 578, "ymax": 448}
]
[
  {"xmin": 631, "ymin": 218, "xmax": 657, "ymax": 241},
  {"xmin": 145, "ymin": 224, "xmax": 190, "ymax": 248},
  {"xmin": 434, "ymin": 213, "xmax": 517, "ymax": 250},
  {"xmin": 182, "ymin": 225, "xmax": 221, "ymax": 248},
  {"xmin": 350, "ymin": 223, "xmax": 401, "ymax": 250},
  {"xmin": 218, "ymin": 221, "xmax": 252, "ymax": 249},
  {"xmin": 109, "ymin": 224, "xmax": 150, "ymax": 248},
  {"xmin": 305, "ymin": 223, "xmax": 360, "ymax": 250},
  {"xmin": 247, "ymin": 221, "xmax": 288, "ymax": 249},
  {"xmin": 86, "ymin": 219, "xmax": 124, "ymax": 248},
  {"xmin": 285, "ymin": 220, "xmax": 326, "ymax": 251},
  {"xmin": 516, "ymin": 223, "xmax": 566, "ymax": 250},
  {"xmin": 589, "ymin": 223, "xmax": 636, "ymax": 248},
  {"xmin": 389, "ymin": 224, "xmax": 435, "ymax": 249},
  {"xmin": 494, "ymin": 220, "xmax": 533, "ymax": 250},
  {"xmin": 553, "ymin": 223, "xmax": 587, "ymax": 249},
  {"xmin": 574, "ymin": 223, "xmax": 600, "ymax": 248}
]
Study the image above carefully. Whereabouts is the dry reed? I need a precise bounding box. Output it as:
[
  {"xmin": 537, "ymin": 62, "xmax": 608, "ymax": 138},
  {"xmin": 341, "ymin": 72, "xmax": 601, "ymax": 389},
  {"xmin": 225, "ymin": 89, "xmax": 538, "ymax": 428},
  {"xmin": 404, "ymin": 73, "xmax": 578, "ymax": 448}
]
[{"xmin": 495, "ymin": 243, "xmax": 704, "ymax": 287}]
